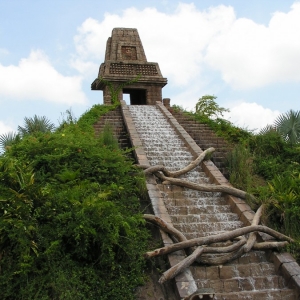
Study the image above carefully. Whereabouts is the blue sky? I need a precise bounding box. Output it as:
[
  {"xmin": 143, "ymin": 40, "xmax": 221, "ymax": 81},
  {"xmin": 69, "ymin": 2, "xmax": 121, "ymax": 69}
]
[{"xmin": 1, "ymin": 0, "xmax": 299, "ymax": 135}]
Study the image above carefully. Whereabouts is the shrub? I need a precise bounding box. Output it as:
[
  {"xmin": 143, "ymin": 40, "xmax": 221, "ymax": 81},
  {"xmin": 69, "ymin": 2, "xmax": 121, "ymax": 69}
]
[{"xmin": 0, "ymin": 105, "xmax": 149, "ymax": 299}]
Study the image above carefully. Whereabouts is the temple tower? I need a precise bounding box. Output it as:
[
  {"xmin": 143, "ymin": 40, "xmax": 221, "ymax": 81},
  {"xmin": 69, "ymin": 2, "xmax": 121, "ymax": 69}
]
[{"xmin": 91, "ymin": 28, "xmax": 167, "ymax": 105}]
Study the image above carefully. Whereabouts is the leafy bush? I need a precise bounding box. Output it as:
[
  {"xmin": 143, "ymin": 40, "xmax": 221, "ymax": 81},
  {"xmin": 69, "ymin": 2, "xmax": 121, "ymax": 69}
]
[
  {"xmin": 195, "ymin": 95, "xmax": 229, "ymax": 119},
  {"xmin": 0, "ymin": 105, "xmax": 149, "ymax": 299},
  {"xmin": 274, "ymin": 109, "xmax": 300, "ymax": 145},
  {"xmin": 226, "ymin": 144, "xmax": 254, "ymax": 192},
  {"xmin": 172, "ymin": 104, "xmax": 251, "ymax": 145}
]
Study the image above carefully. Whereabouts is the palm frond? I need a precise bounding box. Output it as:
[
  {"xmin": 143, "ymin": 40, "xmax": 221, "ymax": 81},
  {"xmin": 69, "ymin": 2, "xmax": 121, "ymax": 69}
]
[
  {"xmin": 0, "ymin": 132, "xmax": 20, "ymax": 151},
  {"xmin": 259, "ymin": 124, "xmax": 275, "ymax": 135},
  {"xmin": 18, "ymin": 115, "xmax": 55, "ymax": 136},
  {"xmin": 274, "ymin": 110, "xmax": 300, "ymax": 145}
]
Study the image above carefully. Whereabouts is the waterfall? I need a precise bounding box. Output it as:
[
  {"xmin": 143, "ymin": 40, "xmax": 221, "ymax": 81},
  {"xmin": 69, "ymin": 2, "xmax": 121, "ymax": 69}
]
[{"xmin": 128, "ymin": 105, "xmax": 242, "ymax": 237}]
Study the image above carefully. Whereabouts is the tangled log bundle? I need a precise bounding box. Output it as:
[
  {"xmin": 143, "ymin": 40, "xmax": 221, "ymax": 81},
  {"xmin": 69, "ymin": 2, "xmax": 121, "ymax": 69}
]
[{"xmin": 141, "ymin": 148, "xmax": 293, "ymax": 284}]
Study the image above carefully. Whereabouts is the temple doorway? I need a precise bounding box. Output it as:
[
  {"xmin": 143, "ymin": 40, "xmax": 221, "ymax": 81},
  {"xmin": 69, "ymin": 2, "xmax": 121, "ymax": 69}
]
[{"xmin": 123, "ymin": 88, "xmax": 147, "ymax": 105}]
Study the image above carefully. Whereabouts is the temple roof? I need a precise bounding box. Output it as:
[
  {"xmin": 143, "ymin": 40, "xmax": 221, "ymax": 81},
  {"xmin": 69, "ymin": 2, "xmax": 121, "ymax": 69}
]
[{"xmin": 91, "ymin": 28, "xmax": 167, "ymax": 90}]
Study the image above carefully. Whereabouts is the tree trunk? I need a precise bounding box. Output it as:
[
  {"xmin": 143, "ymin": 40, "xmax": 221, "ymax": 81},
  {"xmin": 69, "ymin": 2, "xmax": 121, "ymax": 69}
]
[
  {"xmin": 145, "ymin": 225, "xmax": 293, "ymax": 258},
  {"xmin": 154, "ymin": 173, "xmax": 255, "ymax": 201},
  {"xmin": 143, "ymin": 147, "xmax": 215, "ymax": 178},
  {"xmin": 243, "ymin": 205, "xmax": 264, "ymax": 253},
  {"xmin": 143, "ymin": 214, "xmax": 187, "ymax": 243},
  {"xmin": 159, "ymin": 247, "xmax": 204, "ymax": 284}
]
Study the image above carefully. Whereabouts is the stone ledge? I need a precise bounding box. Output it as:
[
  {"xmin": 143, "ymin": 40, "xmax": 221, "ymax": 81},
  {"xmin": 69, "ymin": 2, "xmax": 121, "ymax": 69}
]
[{"xmin": 271, "ymin": 252, "xmax": 300, "ymax": 297}]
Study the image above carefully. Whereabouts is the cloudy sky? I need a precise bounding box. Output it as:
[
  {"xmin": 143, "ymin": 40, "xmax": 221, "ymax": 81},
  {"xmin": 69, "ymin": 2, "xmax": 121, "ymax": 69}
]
[{"xmin": 1, "ymin": 0, "xmax": 300, "ymax": 135}]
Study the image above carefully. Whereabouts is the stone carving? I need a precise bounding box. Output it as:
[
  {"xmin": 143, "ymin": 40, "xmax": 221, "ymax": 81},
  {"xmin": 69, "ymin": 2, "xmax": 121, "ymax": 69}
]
[
  {"xmin": 121, "ymin": 46, "xmax": 137, "ymax": 60},
  {"xmin": 109, "ymin": 63, "xmax": 158, "ymax": 76}
]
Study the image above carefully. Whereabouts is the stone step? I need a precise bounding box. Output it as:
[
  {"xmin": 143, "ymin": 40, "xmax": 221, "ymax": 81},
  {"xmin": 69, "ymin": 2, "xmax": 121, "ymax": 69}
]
[
  {"xmin": 173, "ymin": 221, "xmax": 242, "ymax": 234},
  {"xmin": 163, "ymin": 196, "xmax": 228, "ymax": 207},
  {"xmin": 92, "ymin": 107, "xmax": 133, "ymax": 153},
  {"xmin": 213, "ymin": 289, "xmax": 296, "ymax": 299},
  {"xmin": 165, "ymin": 204, "xmax": 233, "ymax": 215},
  {"xmin": 192, "ymin": 261, "xmax": 277, "ymax": 279},
  {"xmin": 171, "ymin": 110, "xmax": 232, "ymax": 179},
  {"xmin": 195, "ymin": 275, "xmax": 288, "ymax": 293},
  {"xmin": 170, "ymin": 213, "xmax": 240, "ymax": 223}
]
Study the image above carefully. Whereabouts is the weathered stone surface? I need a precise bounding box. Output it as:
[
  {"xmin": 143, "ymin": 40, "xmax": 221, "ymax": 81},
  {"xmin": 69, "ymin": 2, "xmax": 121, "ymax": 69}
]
[{"xmin": 92, "ymin": 28, "xmax": 167, "ymax": 105}]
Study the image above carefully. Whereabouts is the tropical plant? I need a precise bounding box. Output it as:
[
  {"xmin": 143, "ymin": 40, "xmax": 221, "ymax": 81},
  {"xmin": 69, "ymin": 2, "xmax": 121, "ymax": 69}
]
[
  {"xmin": 259, "ymin": 124, "xmax": 275, "ymax": 135},
  {"xmin": 18, "ymin": 115, "xmax": 55, "ymax": 136},
  {"xmin": 226, "ymin": 144, "xmax": 254, "ymax": 192},
  {"xmin": 195, "ymin": 95, "xmax": 229, "ymax": 119},
  {"xmin": 98, "ymin": 122, "xmax": 119, "ymax": 150},
  {"xmin": 274, "ymin": 110, "xmax": 300, "ymax": 145},
  {"xmin": 0, "ymin": 115, "xmax": 56, "ymax": 152},
  {"xmin": 0, "ymin": 132, "xmax": 20, "ymax": 151},
  {"xmin": 261, "ymin": 173, "xmax": 300, "ymax": 244}
]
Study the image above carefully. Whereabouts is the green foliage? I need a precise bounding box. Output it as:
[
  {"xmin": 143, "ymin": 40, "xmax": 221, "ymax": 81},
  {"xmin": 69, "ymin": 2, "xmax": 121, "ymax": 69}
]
[
  {"xmin": 99, "ymin": 75, "xmax": 141, "ymax": 104},
  {"xmin": 0, "ymin": 132, "xmax": 20, "ymax": 152},
  {"xmin": 257, "ymin": 173, "xmax": 300, "ymax": 259},
  {"xmin": 77, "ymin": 104, "xmax": 120, "ymax": 129},
  {"xmin": 18, "ymin": 115, "xmax": 55, "ymax": 136},
  {"xmin": 195, "ymin": 95, "xmax": 229, "ymax": 119},
  {"xmin": 98, "ymin": 122, "xmax": 120, "ymax": 150},
  {"xmin": 226, "ymin": 144, "xmax": 254, "ymax": 192},
  {"xmin": 58, "ymin": 108, "xmax": 77, "ymax": 128},
  {"xmin": 0, "ymin": 105, "xmax": 149, "ymax": 299},
  {"xmin": 174, "ymin": 104, "xmax": 251, "ymax": 145},
  {"xmin": 274, "ymin": 109, "xmax": 300, "ymax": 145},
  {"xmin": 225, "ymin": 110, "xmax": 300, "ymax": 260},
  {"xmin": 257, "ymin": 110, "xmax": 300, "ymax": 145},
  {"xmin": 0, "ymin": 115, "xmax": 55, "ymax": 153}
]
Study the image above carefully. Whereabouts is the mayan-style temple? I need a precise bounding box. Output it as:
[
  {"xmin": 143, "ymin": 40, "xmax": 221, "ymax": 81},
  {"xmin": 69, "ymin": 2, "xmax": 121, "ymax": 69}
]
[
  {"xmin": 91, "ymin": 28, "xmax": 167, "ymax": 105},
  {"xmin": 92, "ymin": 27, "xmax": 300, "ymax": 299}
]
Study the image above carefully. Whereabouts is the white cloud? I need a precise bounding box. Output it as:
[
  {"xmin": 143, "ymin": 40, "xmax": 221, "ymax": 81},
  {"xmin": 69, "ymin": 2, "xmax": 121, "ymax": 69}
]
[
  {"xmin": 223, "ymin": 102, "xmax": 281, "ymax": 132},
  {"xmin": 0, "ymin": 50, "xmax": 87, "ymax": 104},
  {"xmin": 205, "ymin": 2, "xmax": 300, "ymax": 89},
  {"xmin": 73, "ymin": 2, "xmax": 300, "ymax": 90},
  {"xmin": 0, "ymin": 121, "xmax": 15, "ymax": 135},
  {"xmin": 73, "ymin": 4, "xmax": 236, "ymax": 85}
]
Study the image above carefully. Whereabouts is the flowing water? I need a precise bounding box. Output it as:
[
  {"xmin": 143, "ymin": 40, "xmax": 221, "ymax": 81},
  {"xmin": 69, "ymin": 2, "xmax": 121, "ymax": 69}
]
[
  {"xmin": 128, "ymin": 105, "xmax": 242, "ymax": 237},
  {"xmin": 128, "ymin": 105, "xmax": 295, "ymax": 299}
]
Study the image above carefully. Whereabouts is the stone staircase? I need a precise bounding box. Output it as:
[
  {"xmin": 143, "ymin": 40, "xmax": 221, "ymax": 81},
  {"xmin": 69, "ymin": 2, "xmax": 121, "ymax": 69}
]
[
  {"xmin": 93, "ymin": 106, "xmax": 132, "ymax": 150},
  {"xmin": 94, "ymin": 102, "xmax": 299, "ymax": 299},
  {"xmin": 157, "ymin": 179, "xmax": 297, "ymax": 299},
  {"xmin": 121, "ymin": 102, "xmax": 299, "ymax": 300},
  {"xmin": 170, "ymin": 110, "xmax": 231, "ymax": 178}
]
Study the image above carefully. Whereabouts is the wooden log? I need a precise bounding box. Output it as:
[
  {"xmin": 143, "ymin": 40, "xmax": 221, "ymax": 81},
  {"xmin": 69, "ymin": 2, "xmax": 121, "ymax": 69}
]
[
  {"xmin": 145, "ymin": 225, "xmax": 294, "ymax": 258},
  {"xmin": 159, "ymin": 239, "xmax": 248, "ymax": 282},
  {"xmin": 197, "ymin": 247, "xmax": 245, "ymax": 265},
  {"xmin": 167, "ymin": 147, "xmax": 215, "ymax": 177},
  {"xmin": 244, "ymin": 204, "xmax": 264, "ymax": 253},
  {"xmin": 155, "ymin": 173, "xmax": 255, "ymax": 201},
  {"xmin": 199, "ymin": 238, "xmax": 246, "ymax": 254},
  {"xmin": 143, "ymin": 165, "xmax": 172, "ymax": 176},
  {"xmin": 143, "ymin": 214, "xmax": 187, "ymax": 243},
  {"xmin": 252, "ymin": 241, "xmax": 289, "ymax": 250},
  {"xmin": 143, "ymin": 147, "xmax": 215, "ymax": 178},
  {"xmin": 159, "ymin": 247, "xmax": 204, "ymax": 284}
]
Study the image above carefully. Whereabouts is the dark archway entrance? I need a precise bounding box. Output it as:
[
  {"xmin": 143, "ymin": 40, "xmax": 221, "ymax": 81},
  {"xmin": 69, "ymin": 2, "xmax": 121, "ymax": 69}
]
[{"xmin": 123, "ymin": 88, "xmax": 147, "ymax": 105}]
